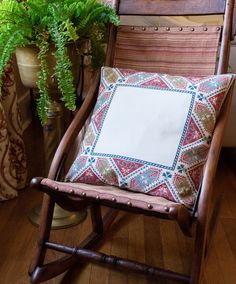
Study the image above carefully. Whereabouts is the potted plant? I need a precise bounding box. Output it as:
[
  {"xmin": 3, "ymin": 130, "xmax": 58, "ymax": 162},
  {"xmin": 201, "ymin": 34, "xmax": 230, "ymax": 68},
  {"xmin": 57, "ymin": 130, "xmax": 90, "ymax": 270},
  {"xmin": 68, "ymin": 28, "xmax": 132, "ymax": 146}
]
[{"xmin": 0, "ymin": 0, "xmax": 119, "ymax": 124}]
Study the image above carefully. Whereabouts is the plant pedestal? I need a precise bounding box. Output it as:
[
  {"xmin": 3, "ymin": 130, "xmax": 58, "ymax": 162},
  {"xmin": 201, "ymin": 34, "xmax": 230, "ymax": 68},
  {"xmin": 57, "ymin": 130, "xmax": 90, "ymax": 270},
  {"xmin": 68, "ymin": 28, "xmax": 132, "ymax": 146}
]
[{"xmin": 28, "ymin": 203, "xmax": 87, "ymax": 229}]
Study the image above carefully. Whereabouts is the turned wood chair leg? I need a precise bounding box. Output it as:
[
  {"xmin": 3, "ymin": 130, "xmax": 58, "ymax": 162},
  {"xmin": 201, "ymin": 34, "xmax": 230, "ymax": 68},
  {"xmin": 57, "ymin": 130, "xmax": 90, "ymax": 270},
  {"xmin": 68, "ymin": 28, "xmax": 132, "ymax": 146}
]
[
  {"xmin": 29, "ymin": 194, "xmax": 55, "ymax": 275},
  {"xmin": 189, "ymin": 191, "xmax": 222, "ymax": 284},
  {"xmin": 90, "ymin": 204, "xmax": 104, "ymax": 236},
  {"xmin": 190, "ymin": 213, "xmax": 210, "ymax": 284},
  {"xmin": 204, "ymin": 194, "xmax": 222, "ymax": 258}
]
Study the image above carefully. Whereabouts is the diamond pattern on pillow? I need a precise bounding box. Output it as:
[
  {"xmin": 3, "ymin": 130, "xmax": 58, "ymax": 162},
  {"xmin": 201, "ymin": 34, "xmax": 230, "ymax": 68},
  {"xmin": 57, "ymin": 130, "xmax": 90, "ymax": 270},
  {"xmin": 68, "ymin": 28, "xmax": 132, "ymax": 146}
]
[{"xmin": 66, "ymin": 67, "xmax": 234, "ymax": 208}]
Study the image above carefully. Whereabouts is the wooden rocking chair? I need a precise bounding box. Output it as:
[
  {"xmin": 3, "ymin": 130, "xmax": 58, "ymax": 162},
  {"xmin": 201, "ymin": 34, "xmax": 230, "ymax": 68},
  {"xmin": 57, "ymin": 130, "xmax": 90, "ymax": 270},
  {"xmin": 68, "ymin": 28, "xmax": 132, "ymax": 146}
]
[{"xmin": 29, "ymin": 0, "xmax": 236, "ymax": 283}]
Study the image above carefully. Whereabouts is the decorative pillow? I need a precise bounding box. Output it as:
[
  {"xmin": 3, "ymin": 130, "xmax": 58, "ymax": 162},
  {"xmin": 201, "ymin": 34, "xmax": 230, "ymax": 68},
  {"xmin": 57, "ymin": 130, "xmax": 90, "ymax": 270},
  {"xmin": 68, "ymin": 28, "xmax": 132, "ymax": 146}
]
[{"xmin": 66, "ymin": 67, "xmax": 234, "ymax": 209}]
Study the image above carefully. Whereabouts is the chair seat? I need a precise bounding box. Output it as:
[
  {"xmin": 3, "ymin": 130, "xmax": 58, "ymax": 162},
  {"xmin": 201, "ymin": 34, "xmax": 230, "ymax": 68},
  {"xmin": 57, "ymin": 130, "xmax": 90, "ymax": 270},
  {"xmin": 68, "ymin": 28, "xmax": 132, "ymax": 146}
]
[{"xmin": 41, "ymin": 178, "xmax": 183, "ymax": 214}]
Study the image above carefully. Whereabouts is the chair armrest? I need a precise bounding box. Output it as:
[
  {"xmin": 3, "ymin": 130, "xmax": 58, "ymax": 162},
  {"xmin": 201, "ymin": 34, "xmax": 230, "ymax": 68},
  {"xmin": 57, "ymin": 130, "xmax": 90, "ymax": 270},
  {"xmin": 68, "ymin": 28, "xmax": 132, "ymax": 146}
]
[{"xmin": 48, "ymin": 69, "xmax": 101, "ymax": 180}]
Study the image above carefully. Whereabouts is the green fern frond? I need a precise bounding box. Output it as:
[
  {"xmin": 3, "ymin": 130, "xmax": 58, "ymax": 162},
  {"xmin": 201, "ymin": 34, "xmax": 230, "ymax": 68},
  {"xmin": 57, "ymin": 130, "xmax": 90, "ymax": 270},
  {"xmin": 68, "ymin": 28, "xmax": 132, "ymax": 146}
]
[
  {"xmin": 48, "ymin": 5, "xmax": 76, "ymax": 111},
  {"xmin": 36, "ymin": 35, "xmax": 51, "ymax": 125},
  {"xmin": 0, "ymin": 0, "xmax": 119, "ymax": 124},
  {"xmin": 63, "ymin": 19, "xmax": 79, "ymax": 42}
]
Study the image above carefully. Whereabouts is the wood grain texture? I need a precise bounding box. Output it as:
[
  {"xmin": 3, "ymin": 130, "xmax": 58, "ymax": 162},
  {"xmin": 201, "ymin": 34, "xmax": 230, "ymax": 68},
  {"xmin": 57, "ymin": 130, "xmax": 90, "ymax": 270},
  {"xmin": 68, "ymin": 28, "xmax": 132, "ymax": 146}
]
[
  {"xmin": 118, "ymin": 0, "xmax": 225, "ymax": 16},
  {"xmin": 114, "ymin": 26, "xmax": 221, "ymax": 76}
]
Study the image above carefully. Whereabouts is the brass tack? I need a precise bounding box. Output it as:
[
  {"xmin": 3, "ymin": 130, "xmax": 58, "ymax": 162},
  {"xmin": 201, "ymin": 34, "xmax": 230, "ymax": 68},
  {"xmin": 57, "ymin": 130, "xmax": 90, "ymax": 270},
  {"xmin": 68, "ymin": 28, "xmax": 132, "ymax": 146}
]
[
  {"xmin": 54, "ymin": 186, "xmax": 59, "ymax": 191},
  {"xmin": 127, "ymin": 201, "xmax": 132, "ymax": 207},
  {"xmin": 203, "ymin": 27, "xmax": 208, "ymax": 31},
  {"xmin": 216, "ymin": 26, "xmax": 221, "ymax": 31},
  {"xmin": 164, "ymin": 206, "xmax": 169, "ymax": 213},
  {"xmin": 154, "ymin": 27, "xmax": 158, "ymax": 31},
  {"xmin": 142, "ymin": 27, "xmax": 146, "ymax": 31},
  {"xmin": 96, "ymin": 195, "xmax": 100, "ymax": 200},
  {"xmin": 131, "ymin": 26, "xmax": 135, "ymax": 30},
  {"xmin": 70, "ymin": 189, "xmax": 75, "ymax": 194},
  {"xmin": 191, "ymin": 27, "xmax": 195, "ymax": 31},
  {"xmin": 81, "ymin": 192, "xmax": 86, "ymax": 197},
  {"xmin": 166, "ymin": 27, "xmax": 170, "ymax": 31},
  {"xmin": 147, "ymin": 204, "xmax": 153, "ymax": 209},
  {"xmin": 179, "ymin": 27, "xmax": 183, "ymax": 31},
  {"xmin": 111, "ymin": 197, "xmax": 117, "ymax": 202}
]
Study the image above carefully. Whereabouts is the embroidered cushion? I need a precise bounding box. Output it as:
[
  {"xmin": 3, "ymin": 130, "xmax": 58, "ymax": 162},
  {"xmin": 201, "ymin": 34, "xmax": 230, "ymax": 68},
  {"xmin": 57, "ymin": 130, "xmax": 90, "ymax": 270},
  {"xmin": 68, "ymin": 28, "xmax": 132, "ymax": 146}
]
[{"xmin": 66, "ymin": 67, "xmax": 234, "ymax": 208}]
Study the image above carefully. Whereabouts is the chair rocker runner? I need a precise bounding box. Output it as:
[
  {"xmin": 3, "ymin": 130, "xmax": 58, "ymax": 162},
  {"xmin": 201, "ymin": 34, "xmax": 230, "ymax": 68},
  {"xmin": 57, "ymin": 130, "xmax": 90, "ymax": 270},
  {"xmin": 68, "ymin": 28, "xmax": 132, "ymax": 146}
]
[{"xmin": 29, "ymin": 0, "xmax": 236, "ymax": 283}]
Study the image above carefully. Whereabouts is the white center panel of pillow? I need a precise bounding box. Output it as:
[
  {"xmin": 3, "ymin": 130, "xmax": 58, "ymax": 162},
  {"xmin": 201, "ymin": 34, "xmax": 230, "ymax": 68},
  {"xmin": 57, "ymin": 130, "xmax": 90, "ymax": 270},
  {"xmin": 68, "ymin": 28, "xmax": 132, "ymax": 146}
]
[{"xmin": 93, "ymin": 85, "xmax": 193, "ymax": 168}]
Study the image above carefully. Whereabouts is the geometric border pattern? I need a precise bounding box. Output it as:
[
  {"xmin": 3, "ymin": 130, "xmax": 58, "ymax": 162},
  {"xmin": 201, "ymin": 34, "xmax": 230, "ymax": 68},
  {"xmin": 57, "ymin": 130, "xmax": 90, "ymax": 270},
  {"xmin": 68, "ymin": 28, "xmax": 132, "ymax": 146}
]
[{"xmin": 66, "ymin": 67, "xmax": 234, "ymax": 209}]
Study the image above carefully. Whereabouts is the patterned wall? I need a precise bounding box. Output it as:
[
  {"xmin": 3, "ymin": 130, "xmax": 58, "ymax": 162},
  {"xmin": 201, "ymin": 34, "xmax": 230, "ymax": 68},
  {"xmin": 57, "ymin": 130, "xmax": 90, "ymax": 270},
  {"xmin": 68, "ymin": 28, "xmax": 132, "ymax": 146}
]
[{"xmin": 0, "ymin": 60, "xmax": 27, "ymax": 201}]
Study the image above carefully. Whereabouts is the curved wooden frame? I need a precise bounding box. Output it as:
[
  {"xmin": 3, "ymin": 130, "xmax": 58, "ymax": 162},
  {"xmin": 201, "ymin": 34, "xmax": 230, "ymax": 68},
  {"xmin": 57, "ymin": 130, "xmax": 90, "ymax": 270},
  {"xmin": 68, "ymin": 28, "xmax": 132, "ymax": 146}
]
[{"xmin": 29, "ymin": 0, "xmax": 236, "ymax": 283}]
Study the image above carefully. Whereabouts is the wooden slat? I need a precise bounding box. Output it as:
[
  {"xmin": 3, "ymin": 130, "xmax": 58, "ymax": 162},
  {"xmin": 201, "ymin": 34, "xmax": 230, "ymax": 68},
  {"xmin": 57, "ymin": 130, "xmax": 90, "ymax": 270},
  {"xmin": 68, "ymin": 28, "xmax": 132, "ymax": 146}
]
[
  {"xmin": 119, "ymin": 0, "xmax": 226, "ymax": 16},
  {"xmin": 44, "ymin": 241, "xmax": 190, "ymax": 283}
]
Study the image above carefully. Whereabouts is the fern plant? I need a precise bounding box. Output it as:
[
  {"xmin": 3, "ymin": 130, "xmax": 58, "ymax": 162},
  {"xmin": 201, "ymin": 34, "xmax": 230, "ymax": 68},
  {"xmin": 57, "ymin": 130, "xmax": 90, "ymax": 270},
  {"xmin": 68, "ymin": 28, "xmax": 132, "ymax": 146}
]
[{"xmin": 0, "ymin": 0, "xmax": 119, "ymax": 124}]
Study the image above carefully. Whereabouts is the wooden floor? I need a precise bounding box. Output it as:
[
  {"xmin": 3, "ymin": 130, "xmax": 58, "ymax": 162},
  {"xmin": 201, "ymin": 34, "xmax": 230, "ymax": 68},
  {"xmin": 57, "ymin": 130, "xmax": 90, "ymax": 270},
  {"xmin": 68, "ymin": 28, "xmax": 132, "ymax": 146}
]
[{"xmin": 0, "ymin": 123, "xmax": 236, "ymax": 284}]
